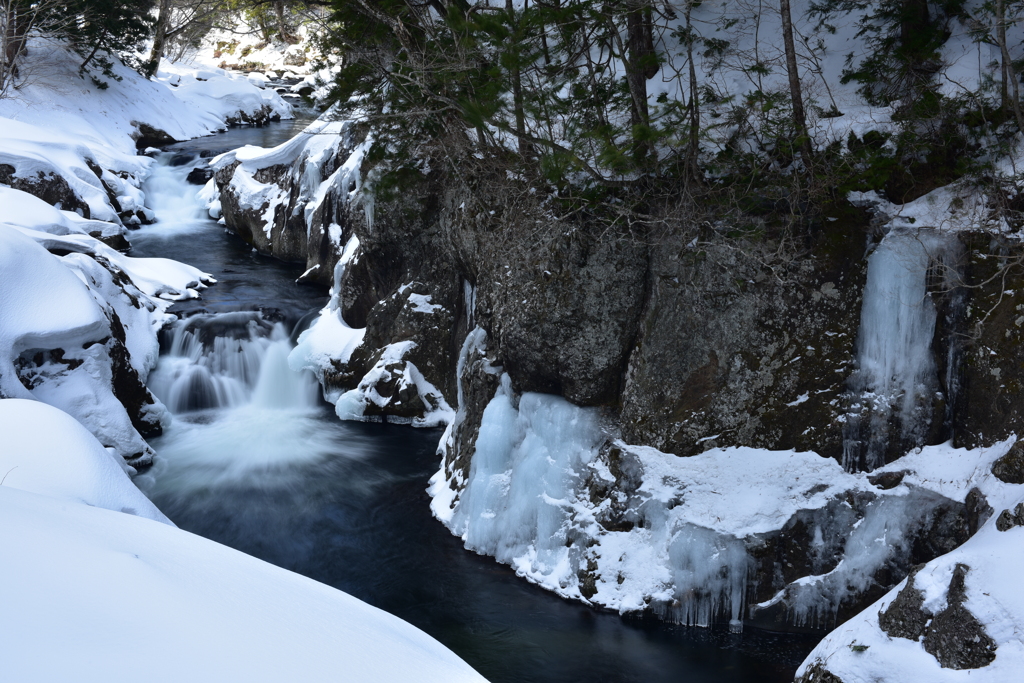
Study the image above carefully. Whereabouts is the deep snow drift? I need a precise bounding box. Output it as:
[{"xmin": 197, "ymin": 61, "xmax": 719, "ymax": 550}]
[{"xmin": 0, "ymin": 400, "xmax": 487, "ymax": 683}]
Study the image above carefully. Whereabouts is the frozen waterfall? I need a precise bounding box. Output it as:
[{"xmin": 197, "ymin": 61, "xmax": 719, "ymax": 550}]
[{"xmin": 842, "ymin": 229, "xmax": 959, "ymax": 471}]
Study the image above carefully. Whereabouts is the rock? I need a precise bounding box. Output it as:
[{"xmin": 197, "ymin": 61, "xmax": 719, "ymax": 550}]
[
  {"xmin": 795, "ymin": 663, "xmax": 846, "ymax": 683},
  {"xmin": 868, "ymin": 470, "xmax": 907, "ymax": 490},
  {"xmin": 186, "ymin": 167, "xmax": 214, "ymax": 185},
  {"xmin": 992, "ymin": 441, "xmax": 1024, "ymax": 483},
  {"xmin": 922, "ymin": 564, "xmax": 997, "ymax": 669},
  {"xmin": 132, "ymin": 122, "xmax": 177, "ymax": 149},
  {"xmin": 0, "ymin": 164, "xmax": 92, "ymax": 218},
  {"xmin": 965, "ymin": 487, "xmax": 993, "ymax": 535},
  {"xmin": 995, "ymin": 502, "xmax": 1024, "ymax": 531},
  {"xmin": 283, "ymin": 50, "xmax": 306, "ymax": 67},
  {"xmin": 878, "ymin": 563, "xmax": 997, "ymax": 670},
  {"xmin": 878, "ymin": 567, "xmax": 928, "ymax": 640}
]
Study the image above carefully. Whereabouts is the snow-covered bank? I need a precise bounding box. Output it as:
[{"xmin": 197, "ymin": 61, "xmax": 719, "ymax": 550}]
[
  {"xmin": 0, "ymin": 400, "xmax": 488, "ymax": 683},
  {"xmin": 0, "ymin": 37, "xmax": 290, "ymax": 462},
  {"xmin": 0, "ymin": 216, "xmax": 211, "ymax": 464}
]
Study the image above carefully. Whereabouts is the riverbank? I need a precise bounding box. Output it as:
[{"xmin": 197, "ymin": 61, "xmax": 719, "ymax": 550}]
[{"xmin": 0, "ymin": 49, "xmax": 487, "ymax": 682}]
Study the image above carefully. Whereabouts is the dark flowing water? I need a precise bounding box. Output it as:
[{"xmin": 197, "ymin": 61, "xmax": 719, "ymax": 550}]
[{"xmin": 133, "ymin": 120, "xmax": 819, "ymax": 683}]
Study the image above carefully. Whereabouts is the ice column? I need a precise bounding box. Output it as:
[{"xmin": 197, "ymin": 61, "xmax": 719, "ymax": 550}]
[{"xmin": 842, "ymin": 229, "xmax": 951, "ymax": 471}]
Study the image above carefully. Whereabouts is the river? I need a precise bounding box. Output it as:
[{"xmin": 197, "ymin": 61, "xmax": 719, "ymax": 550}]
[{"xmin": 129, "ymin": 119, "xmax": 818, "ymax": 683}]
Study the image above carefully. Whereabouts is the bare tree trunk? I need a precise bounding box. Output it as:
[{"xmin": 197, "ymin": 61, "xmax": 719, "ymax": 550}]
[
  {"xmin": 275, "ymin": 0, "xmax": 290, "ymax": 42},
  {"xmin": 506, "ymin": 0, "xmax": 527, "ymax": 156},
  {"xmin": 684, "ymin": 1, "xmax": 701, "ymax": 186},
  {"xmin": 622, "ymin": 0, "xmax": 655, "ymax": 164},
  {"xmin": 146, "ymin": 0, "xmax": 171, "ymax": 77},
  {"xmin": 3, "ymin": 0, "xmax": 31, "ymax": 82},
  {"xmin": 998, "ymin": 0, "xmax": 1011, "ymax": 117},
  {"xmin": 779, "ymin": 0, "xmax": 812, "ymax": 160},
  {"xmin": 997, "ymin": 0, "xmax": 1024, "ymax": 132}
]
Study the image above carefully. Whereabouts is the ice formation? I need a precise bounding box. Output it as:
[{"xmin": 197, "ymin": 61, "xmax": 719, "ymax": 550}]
[
  {"xmin": 842, "ymin": 229, "xmax": 957, "ymax": 471},
  {"xmin": 431, "ymin": 333, "xmax": 988, "ymax": 631}
]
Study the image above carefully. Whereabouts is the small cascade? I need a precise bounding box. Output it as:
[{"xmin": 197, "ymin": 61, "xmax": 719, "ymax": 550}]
[
  {"xmin": 842, "ymin": 229, "xmax": 959, "ymax": 471},
  {"xmin": 149, "ymin": 311, "xmax": 320, "ymax": 414},
  {"xmin": 144, "ymin": 156, "xmax": 208, "ymax": 229}
]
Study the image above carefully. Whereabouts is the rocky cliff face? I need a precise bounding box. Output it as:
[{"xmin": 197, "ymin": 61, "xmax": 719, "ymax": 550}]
[{"xmin": 214, "ymin": 127, "xmax": 1024, "ymax": 639}]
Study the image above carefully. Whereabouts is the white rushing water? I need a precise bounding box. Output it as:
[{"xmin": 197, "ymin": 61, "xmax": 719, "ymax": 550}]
[
  {"xmin": 843, "ymin": 229, "xmax": 955, "ymax": 471},
  {"xmin": 138, "ymin": 154, "xmax": 356, "ymax": 494}
]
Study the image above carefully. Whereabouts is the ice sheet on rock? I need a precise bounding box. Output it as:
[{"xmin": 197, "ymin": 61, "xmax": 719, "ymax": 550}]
[
  {"xmin": 447, "ymin": 375, "xmax": 605, "ymax": 598},
  {"xmin": 434, "ymin": 368, "xmax": 1004, "ymax": 629},
  {"xmin": 0, "ymin": 399, "xmax": 169, "ymax": 523},
  {"xmin": 842, "ymin": 228, "xmax": 958, "ymax": 471}
]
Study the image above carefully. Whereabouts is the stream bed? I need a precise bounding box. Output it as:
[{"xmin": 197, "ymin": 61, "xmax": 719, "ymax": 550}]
[{"xmin": 130, "ymin": 120, "xmax": 820, "ymax": 683}]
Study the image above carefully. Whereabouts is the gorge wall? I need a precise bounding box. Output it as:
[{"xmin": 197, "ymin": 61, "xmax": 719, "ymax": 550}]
[{"xmin": 210, "ymin": 123, "xmax": 1024, "ymax": 639}]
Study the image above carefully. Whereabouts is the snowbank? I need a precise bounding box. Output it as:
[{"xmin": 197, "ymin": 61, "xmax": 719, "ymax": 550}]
[
  {"xmin": 0, "ymin": 399, "xmax": 169, "ymax": 522},
  {"xmin": 0, "ymin": 400, "xmax": 487, "ymax": 683},
  {"xmin": 0, "ymin": 40, "xmax": 290, "ymax": 156},
  {"xmin": 156, "ymin": 61, "xmax": 292, "ymax": 126},
  {"xmin": 0, "ymin": 192, "xmax": 213, "ymax": 463}
]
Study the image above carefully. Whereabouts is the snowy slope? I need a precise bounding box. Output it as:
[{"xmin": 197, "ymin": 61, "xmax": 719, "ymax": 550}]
[{"xmin": 0, "ymin": 399, "xmax": 487, "ymax": 683}]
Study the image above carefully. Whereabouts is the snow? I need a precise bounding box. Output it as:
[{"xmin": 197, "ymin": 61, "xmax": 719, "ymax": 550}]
[
  {"xmin": 289, "ymin": 235, "xmax": 367, "ymax": 392},
  {"xmin": 0, "ymin": 225, "xmax": 160, "ymax": 459},
  {"xmin": 0, "ymin": 471, "xmax": 487, "ymax": 683},
  {"xmin": 0, "ymin": 399, "xmax": 169, "ymax": 523},
  {"xmin": 797, "ymin": 460, "xmax": 1024, "ymax": 682},
  {"xmin": 0, "ymin": 40, "xmax": 290, "ymax": 157}
]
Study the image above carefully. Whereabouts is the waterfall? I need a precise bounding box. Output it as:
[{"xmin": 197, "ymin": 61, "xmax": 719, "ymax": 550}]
[
  {"xmin": 842, "ymin": 229, "xmax": 958, "ymax": 471},
  {"xmin": 148, "ymin": 311, "xmax": 320, "ymax": 414}
]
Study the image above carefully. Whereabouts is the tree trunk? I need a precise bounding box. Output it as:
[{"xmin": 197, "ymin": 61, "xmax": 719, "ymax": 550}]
[
  {"xmin": 146, "ymin": 0, "xmax": 171, "ymax": 78},
  {"xmin": 623, "ymin": 0, "xmax": 654, "ymax": 164},
  {"xmin": 997, "ymin": 0, "xmax": 1024, "ymax": 132},
  {"xmin": 507, "ymin": 0, "xmax": 527, "ymax": 156},
  {"xmin": 275, "ymin": 0, "xmax": 290, "ymax": 42},
  {"xmin": 997, "ymin": 0, "xmax": 1010, "ymax": 117},
  {"xmin": 3, "ymin": 0, "xmax": 31, "ymax": 82},
  {"xmin": 685, "ymin": 2, "xmax": 701, "ymax": 186},
  {"xmin": 779, "ymin": 0, "xmax": 812, "ymax": 160}
]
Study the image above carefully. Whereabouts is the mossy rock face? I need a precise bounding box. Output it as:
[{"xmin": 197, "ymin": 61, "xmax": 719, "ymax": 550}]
[
  {"xmin": 950, "ymin": 234, "xmax": 1024, "ymax": 449},
  {"xmin": 619, "ymin": 217, "xmax": 867, "ymax": 461}
]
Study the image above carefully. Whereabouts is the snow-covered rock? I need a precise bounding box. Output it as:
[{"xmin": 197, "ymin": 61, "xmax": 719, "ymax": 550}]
[{"xmin": 209, "ymin": 113, "xmax": 363, "ymax": 279}]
